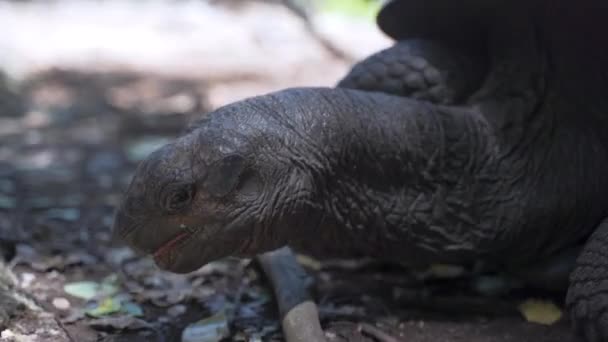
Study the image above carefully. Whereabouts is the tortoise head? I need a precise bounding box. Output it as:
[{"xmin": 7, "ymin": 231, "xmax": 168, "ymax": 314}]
[{"xmin": 112, "ymin": 93, "xmax": 316, "ymax": 273}]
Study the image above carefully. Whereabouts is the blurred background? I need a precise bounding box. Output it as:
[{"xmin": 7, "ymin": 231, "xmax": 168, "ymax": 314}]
[{"xmin": 0, "ymin": 1, "xmax": 579, "ymax": 342}]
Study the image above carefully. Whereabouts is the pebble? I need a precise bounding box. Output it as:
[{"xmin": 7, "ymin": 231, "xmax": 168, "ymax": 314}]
[
  {"xmin": 21, "ymin": 273, "xmax": 36, "ymax": 288},
  {"xmin": 52, "ymin": 297, "xmax": 71, "ymax": 310},
  {"xmin": 1, "ymin": 330, "xmax": 16, "ymax": 339}
]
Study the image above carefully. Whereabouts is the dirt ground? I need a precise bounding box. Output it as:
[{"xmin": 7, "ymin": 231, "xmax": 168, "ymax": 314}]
[{"xmin": 0, "ymin": 1, "xmax": 586, "ymax": 342}]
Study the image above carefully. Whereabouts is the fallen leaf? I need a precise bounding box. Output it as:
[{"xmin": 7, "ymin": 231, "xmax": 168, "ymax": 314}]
[
  {"xmin": 64, "ymin": 281, "xmax": 118, "ymax": 300},
  {"xmin": 86, "ymin": 297, "xmax": 122, "ymax": 317},
  {"xmin": 518, "ymin": 299, "xmax": 563, "ymax": 325},
  {"xmin": 181, "ymin": 309, "xmax": 230, "ymax": 342},
  {"xmin": 296, "ymin": 254, "xmax": 322, "ymax": 271}
]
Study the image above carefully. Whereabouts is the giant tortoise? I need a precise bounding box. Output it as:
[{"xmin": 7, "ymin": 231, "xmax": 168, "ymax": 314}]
[{"xmin": 113, "ymin": 0, "xmax": 608, "ymax": 340}]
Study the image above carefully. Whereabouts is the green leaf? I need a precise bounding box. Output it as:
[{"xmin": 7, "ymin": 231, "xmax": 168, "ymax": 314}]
[
  {"xmin": 317, "ymin": 0, "xmax": 382, "ymax": 20},
  {"xmin": 64, "ymin": 281, "xmax": 118, "ymax": 300},
  {"xmin": 518, "ymin": 299, "xmax": 563, "ymax": 325},
  {"xmin": 86, "ymin": 297, "xmax": 123, "ymax": 318}
]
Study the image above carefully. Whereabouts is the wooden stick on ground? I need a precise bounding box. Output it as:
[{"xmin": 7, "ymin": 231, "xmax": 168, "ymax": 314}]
[{"xmin": 256, "ymin": 246, "xmax": 327, "ymax": 342}]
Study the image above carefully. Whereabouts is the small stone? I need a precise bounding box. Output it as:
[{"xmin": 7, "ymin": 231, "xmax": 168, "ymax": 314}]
[
  {"xmin": 1, "ymin": 329, "xmax": 15, "ymax": 339},
  {"xmin": 325, "ymin": 331, "xmax": 337, "ymax": 339},
  {"xmin": 52, "ymin": 297, "xmax": 71, "ymax": 310},
  {"xmin": 21, "ymin": 273, "xmax": 36, "ymax": 288}
]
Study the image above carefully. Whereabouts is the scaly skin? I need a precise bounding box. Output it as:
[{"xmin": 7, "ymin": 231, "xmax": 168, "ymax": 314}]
[
  {"xmin": 338, "ymin": 39, "xmax": 486, "ymax": 104},
  {"xmin": 567, "ymin": 219, "xmax": 608, "ymax": 342},
  {"xmin": 114, "ymin": 87, "xmax": 512, "ymax": 270},
  {"xmin": 113, "ymin": 83, "xmax": 605, "ymax": 271}
]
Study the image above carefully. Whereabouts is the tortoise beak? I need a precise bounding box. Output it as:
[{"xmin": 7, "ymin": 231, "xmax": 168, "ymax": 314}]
[
  {"xmin": 111, "ymin": 210, "xmax": 154, "ymax": 256},
  {"xmin": 111, "ymin": 208, "xmax": 193, "ymax": 259}
]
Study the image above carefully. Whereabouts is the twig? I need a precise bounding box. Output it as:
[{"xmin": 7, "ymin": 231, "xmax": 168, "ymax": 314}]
[
  {"xmin": 256, "ymin": 247, "xmax": 327, "ymax": 342},
  {"xmin": 55, "ymin": 317, "xmax": 76, "ymax": 342}
]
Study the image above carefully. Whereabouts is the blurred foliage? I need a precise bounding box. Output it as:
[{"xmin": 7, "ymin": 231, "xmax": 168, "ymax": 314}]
[{"xmin": 316, "ymin": 0, "xmax": 382, "ymax": 20}]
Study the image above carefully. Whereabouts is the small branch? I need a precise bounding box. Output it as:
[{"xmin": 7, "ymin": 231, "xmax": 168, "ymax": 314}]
[
  {"xmin": 283, "ymin": 301, "xmax": 327, "ymax": 342},
  {"xmin": 55, "ymin": 317, "xmax": 76, "ymax": 342},
  {"xmin": 256, "ymin": 247, "xmax": 327, "ymax": 342}
]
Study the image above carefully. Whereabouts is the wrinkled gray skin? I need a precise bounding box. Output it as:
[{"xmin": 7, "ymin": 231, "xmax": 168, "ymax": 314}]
[{"xmin": 113, "ymin": 0, "xmax": 608, "ymax": 340}]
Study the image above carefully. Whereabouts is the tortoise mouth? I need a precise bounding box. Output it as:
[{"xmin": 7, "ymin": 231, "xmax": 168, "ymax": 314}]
[
  {"xmin": 152, "ymin": 232, "xmax": 192, "ymax": 259},
  {"xmin": 152, "ymin": 231, "xmax": 194, "ymax": 268}
]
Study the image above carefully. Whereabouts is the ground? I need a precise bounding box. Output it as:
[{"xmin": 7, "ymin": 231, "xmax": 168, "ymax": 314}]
[{"xmin": 0, "ymin": 1, "xmax": 585, "ymax": 342}]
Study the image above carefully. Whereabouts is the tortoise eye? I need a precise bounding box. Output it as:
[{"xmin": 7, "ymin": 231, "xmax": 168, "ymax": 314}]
[{"xmin": 163, "ymin": 184, "xmax": 195, "ymax": 213}]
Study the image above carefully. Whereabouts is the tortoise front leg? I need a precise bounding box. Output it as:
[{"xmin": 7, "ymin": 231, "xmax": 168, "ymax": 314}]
[
  {"xmin": 338, "ymin": 40, "xmax": 486, "ymax": 104},
  {"xmin": 566, "ymin": 218, "xmax": 608, "ymax": 342}
]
